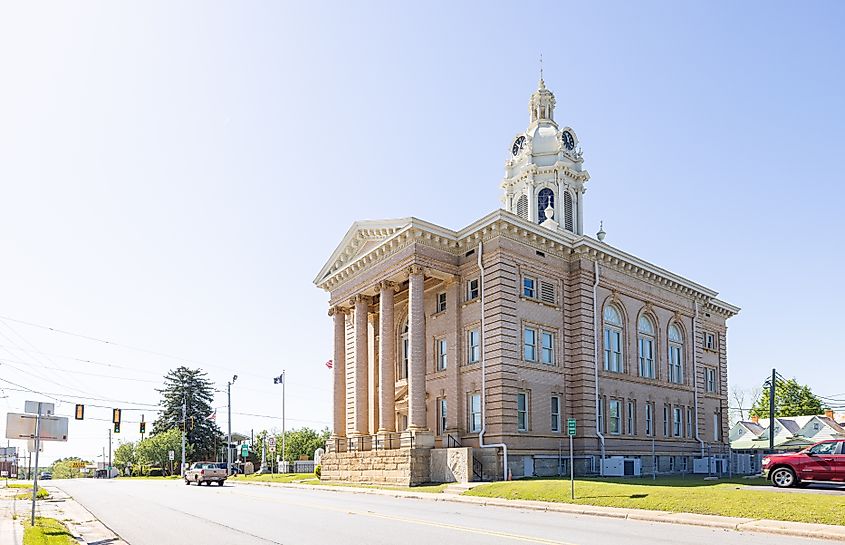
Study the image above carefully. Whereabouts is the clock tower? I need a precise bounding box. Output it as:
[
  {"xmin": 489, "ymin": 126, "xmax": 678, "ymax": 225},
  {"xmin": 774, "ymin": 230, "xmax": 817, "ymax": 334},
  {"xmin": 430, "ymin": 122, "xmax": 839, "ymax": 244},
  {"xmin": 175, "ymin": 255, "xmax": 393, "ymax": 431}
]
[{"xmin": 501, "ymin": 77, "xmax": 589, "ymax": 234}]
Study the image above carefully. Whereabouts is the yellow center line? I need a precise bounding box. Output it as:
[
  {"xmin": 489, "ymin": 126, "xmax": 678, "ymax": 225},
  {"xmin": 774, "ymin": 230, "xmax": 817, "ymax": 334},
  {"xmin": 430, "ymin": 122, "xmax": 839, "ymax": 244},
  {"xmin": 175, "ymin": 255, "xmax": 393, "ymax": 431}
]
[{"xmin": 225, "ymin": 488, "xmax": 580, "ymax": 545}]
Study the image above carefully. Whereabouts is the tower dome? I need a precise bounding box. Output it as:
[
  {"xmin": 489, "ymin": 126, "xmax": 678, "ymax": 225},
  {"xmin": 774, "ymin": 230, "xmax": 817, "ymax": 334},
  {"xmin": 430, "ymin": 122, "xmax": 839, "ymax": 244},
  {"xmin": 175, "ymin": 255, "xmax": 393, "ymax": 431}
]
[{"xmin": 501, "ymin": 77, "xmax": 590, "ymax": 235}]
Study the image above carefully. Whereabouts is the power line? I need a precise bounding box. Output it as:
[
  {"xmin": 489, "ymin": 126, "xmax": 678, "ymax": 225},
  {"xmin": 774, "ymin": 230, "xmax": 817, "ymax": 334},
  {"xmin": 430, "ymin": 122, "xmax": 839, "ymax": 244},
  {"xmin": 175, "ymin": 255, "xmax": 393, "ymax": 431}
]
[
  {"xmin": 0, "ymin": 359, "xmax": 160, "ymax": 384},
  {"xmin": 0, "ymin": 382, "xmax": 159, "ymax": 409}
]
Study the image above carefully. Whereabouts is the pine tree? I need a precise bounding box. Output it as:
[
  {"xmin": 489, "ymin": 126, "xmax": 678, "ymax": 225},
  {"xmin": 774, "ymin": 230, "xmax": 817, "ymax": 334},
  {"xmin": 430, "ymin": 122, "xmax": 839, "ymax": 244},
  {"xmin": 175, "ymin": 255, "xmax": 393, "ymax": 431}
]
[{"xmin": 152, "ymin": 366, "xmax": 222, "ymax": 460}]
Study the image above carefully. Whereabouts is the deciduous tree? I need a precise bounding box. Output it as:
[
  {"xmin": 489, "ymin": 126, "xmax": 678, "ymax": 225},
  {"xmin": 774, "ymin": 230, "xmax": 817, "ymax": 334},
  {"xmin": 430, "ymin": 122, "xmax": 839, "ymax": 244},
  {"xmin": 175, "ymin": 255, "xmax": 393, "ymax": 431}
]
[{"xmin": 750, "ymin": 378, "xmax": 823, "ymax": 418}]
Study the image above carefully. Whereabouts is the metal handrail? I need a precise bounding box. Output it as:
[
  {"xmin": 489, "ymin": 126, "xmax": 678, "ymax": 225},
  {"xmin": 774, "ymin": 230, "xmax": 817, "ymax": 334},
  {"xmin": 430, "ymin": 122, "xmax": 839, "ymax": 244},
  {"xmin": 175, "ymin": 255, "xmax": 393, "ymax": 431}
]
[{"xmin": 328, "ymin": 432, "xmax": 413, "ymax": 453}]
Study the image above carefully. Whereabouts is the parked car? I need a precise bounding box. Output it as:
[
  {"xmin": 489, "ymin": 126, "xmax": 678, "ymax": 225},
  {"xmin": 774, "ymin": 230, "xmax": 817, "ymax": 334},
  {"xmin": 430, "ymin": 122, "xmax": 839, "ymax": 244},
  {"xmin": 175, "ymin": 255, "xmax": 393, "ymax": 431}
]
[
  {"xmin": 762, "ymin": 439, "xmax": 845, "ymax": 488},
  {"xmin": 184, "ymin": 462, "xmax": 227, "ymax": 486},
  {"xmin": 39, "ymin": 472, "xmax": 52, "ymax": 480}
]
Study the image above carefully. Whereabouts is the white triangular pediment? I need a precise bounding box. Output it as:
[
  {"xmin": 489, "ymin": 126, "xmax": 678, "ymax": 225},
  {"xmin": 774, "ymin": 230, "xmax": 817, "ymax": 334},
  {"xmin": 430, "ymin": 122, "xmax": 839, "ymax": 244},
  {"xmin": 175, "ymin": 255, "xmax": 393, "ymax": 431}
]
[{"xmin": 313, "ymin": 218, "xmax": 413, "ymax": 286}]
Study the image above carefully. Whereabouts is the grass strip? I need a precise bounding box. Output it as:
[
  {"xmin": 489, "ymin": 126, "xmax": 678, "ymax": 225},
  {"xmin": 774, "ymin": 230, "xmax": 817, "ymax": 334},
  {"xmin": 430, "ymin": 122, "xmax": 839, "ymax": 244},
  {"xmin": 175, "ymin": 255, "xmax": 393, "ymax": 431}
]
[
  {"xmin": 23, "ymin": 516, "xmax": 76, "ymax": 545},
  {"xmin": 465, "ymin": 476, "xmax": 845, "ymax": 526},
  {"xmin": 15, "ymin": 488, "xmax": 49, "ymax": 501}
]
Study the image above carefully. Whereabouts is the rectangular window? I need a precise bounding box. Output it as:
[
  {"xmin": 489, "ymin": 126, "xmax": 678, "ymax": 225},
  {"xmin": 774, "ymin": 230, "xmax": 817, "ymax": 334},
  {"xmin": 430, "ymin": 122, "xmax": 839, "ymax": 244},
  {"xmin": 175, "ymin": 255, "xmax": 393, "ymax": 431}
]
[
  {"xmin": 645, "ymin": 403, "xmax": 654, "ymax": 436},
  {"xmin": 609, "ymin": 399, "xmax": 621, "ymax": 435},
  {"xmin": 604, "ymin": 328, "xmax": 622, "ymax": 372},
  {"xmin": 438, "ymin": 398, "xmax": 447, "ymax": 435},
  {"xmin": 551, "ymin": 396, "xmax": 561, "ymax": 432},
  {"xmin": 673, "ymin": 406, "xmax": 682, "ymax": 437},
  {"xmin": 523, "ymin": 327, "xmax": 537, "ymax": 361},
  {"xmin": 436, "ymin": 338, "xmax": 447, "ymax": 371},
  {"xmin": 539, "ymin": 280, "xmax": 556, "ymax": 305},
  {"xmin": 704, "ymin": 332, "xmax": 716, "ymax": 350},
  {"xmin": 713, "ymin": 413, "xmax": 720, "ymax": 441},
  {"xmin": 517, "ymin": 392, "xmax": 528, "ymax": 432},
  {"xmin": 669, "ymin": 344, "xmax": 683, "ymax": 384},
  {"xmin": 468, "ymin": 329, "xmax": 480, "ymax": 364},
  {"xmin": 436, "ymin": 292, "xmax": 447, "ymax": 313},
  {"xmin": 706, "ymin": 368, "xmax": 717, "ymax": 393},
  {"xmin": 469, "ymin": 394, "xmax": 481, "ymax": 433},
  {"xmin": 523, "ymin": 276, "xmax": 536, "ymax": 298},
  {"xmin": 598, "ymin": 396, "xmax": 605, "ymax": 434},
  {"xmin": 467, "ymin": 279, "xmax": 480, "ymax": 301},
  {"xmin": 663, "ymin": 405, "xmax": 670, "ymax": 437},
  {"xmin": 627, "ymin": 400, "xmax": 635, "ymax": 435},
  {"xmin": 638, "ymin": 337, "xmax": 655, "ymax": 378},
  {"xmin": 540, "ymin": 331, "xmax": 554, "ymax": 364},
  {"xmin": 686, "ymin": 407, "xmax": 693, "ymax": 438}
]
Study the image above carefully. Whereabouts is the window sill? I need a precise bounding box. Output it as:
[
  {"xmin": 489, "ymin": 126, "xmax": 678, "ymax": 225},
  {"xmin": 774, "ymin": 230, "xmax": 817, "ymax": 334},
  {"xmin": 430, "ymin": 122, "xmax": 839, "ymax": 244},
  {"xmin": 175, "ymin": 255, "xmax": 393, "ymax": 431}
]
[
  {"xmin": 519, "ymin": 294, "xmax": 559, "ymax": 310},
  {"xmin": 431, "ymin": 310, "xmax": 446, "ymax": 319},
  {"xmin": 462, "ymin": 297, "xmax": 479, "ymax": 308}
]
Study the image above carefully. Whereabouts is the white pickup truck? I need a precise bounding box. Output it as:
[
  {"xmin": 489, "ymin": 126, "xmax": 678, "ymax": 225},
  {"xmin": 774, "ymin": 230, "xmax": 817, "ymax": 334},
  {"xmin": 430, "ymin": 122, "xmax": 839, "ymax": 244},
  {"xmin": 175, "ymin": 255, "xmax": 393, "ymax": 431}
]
[{"xmin": 184, "ymin": 462, "xmax": 227, "ymax": 486}]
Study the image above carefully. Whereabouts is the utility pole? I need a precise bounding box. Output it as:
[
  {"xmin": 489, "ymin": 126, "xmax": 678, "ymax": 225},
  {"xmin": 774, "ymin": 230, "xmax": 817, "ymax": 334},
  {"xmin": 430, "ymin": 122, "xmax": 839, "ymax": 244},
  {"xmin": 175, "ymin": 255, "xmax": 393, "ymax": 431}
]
[
  {"xmin": 108, "ymin": 428, "xmax": 112, "ymax": 478},
  {"xmin": 281, "ymin": 370, "xmax": 286, "ymax": 473},
  {"xmin": 181, "ymin": 396, "xmax": 187, "ymax": 476},
  {"xmin": 227, "ymin": 375, "xmax": 237, "ymax": 474},
  {"xmin": 769, "ymin": 368, "xmax": 776, "ymax": 452},
  {"xmin": 31, "ymin": 401, "xmax": 43, "ymax": 527}
]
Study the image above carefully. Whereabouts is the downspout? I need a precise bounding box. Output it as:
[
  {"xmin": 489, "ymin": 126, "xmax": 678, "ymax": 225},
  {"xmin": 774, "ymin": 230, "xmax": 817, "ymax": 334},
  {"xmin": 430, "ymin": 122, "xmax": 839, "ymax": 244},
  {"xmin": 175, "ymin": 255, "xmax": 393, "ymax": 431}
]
[
  {"xmin": 593, "ymin": 260, "xmax": 606, "ymax": 475},
  {"xmin": 693, "ymin": 301, "xmax": 705, "ymax": 457},
  {"xmin": 477, "ymin": 241, "xmax": 509, "ymax": 480}
]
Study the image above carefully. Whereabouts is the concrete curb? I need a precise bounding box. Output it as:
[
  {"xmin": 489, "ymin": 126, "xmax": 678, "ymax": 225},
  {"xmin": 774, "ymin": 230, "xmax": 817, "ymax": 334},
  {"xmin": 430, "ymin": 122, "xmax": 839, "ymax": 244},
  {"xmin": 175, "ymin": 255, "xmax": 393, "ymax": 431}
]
[
  {"xmin": 38, "ymin": 487, "xmax": 130, "ymax": 545},
  {"xmin": 232, "ymin": 479, "xmax": 845, "ymax": 542}
]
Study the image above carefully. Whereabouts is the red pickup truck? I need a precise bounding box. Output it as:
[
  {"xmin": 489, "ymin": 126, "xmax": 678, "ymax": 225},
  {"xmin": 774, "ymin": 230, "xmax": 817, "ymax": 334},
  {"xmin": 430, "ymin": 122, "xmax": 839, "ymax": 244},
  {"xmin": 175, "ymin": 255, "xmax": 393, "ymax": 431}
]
[{"xmin": 762, "ymin": 439, "xmax": 845, "ymax": 488}]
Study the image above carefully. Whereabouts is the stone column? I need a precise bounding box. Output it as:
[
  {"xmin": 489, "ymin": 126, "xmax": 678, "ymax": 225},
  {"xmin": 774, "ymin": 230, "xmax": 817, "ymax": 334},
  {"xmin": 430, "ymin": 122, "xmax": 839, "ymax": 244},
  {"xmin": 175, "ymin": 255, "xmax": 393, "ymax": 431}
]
[
  {"xmin": 353, "ymin": 295, "xmax": 370, "ymax": 436},
  {"xmin": 330, "ymin": 307, "xmax": 347, "ymax": 438},
  {"xmin": 378, "ymin": 281, "xmax": 396, "ymax": 433},
  {"xmin": 368, "ymin": 313, "xmax": 379, "ymax": 435},
  {"xmin": 407, "ymin": 266, "xmax": 427, "ymax": 430}
]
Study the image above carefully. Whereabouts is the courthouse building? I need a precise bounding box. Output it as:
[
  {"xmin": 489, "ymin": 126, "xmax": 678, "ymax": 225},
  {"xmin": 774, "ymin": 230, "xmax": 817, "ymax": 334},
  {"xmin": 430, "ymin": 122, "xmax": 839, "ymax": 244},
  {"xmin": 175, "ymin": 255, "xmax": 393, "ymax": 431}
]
[{"xmin": 314, "ymin": 77, "xmax": 739, "ymax": 485}]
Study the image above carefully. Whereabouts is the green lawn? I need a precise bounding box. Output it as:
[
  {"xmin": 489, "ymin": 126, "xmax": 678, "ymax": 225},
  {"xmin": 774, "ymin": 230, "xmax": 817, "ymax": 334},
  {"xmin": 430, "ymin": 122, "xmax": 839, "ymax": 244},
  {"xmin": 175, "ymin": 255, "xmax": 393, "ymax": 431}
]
[
  {"xmin": 15, "ymin": 488, "xmax": 49, "ymax": 501},
  {"xmin": 116, "ymin": 476, "xmax": 180, "ymax": 480},
  {"xmin": 465, "ymin": 476, "xmax": 845, "ymax": 526},
  {"xmin": 230, "ymin": 473, "xmax": 316, "ymax": 484},
  {"xmin": 5, "ymin": 483, "xmax": 36, "ymax": 489},
  {"xmin": 23, "ymin": 517, "xmax": 76, "ymax": 545},
  {"xmin": 318, "ymin": 481, "xmax": 448, "ymax": 493}
]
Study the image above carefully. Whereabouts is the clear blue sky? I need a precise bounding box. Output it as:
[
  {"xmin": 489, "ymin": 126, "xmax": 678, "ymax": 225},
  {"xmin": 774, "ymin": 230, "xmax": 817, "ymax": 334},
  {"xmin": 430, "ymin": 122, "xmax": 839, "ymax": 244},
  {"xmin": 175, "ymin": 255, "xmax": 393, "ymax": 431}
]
[{"xmin": 1, "ymin": 1, "xmax": 843, "ymax": 463}]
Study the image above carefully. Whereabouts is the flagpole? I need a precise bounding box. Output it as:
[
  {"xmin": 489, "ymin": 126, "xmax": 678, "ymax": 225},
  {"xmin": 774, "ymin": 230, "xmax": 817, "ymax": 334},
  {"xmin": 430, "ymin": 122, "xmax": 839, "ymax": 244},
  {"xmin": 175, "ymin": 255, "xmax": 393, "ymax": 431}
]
[{"xmin": 281, "ymin": 370, "xmax": 286, "ymax": 473}]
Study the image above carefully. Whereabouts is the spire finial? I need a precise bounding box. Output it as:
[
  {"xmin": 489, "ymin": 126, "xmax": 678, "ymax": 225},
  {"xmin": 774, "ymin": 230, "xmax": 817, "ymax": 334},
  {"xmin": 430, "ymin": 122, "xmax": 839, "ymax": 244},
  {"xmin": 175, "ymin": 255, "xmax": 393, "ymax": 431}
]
[
  {"xmin": 539, "ymin": 53, "xmax": 544, "ymax": 85},
  {"xmin": 597, "ymin": 221, "xmax": 606, "ymax": 242}
]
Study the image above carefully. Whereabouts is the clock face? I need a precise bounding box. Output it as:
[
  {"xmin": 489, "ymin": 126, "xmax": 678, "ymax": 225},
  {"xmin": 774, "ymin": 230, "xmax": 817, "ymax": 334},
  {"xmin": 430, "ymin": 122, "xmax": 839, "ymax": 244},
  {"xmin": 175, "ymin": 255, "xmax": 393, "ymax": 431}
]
[
  {"xmin": 562, "ymin": 131, "xmax": 575, "ymax": 150},
  {"xmin": 512, "ymin": 135, "xmax": 526, "ymax": 156}
]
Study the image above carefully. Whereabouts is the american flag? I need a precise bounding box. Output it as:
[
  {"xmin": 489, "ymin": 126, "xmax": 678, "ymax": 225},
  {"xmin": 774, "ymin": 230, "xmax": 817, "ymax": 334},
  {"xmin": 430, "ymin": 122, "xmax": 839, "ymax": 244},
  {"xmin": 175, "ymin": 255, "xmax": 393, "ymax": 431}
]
[
  {"xmin": 207, "ymin": 410, "xmax": 217, "ymax": 421},
  {"xmin": 273, "ymin": 373, "xmax": 284, "ymax": 385},
  {"xmin": 325, "ymin": 359, "xmax": 333, "ymax": 369}
]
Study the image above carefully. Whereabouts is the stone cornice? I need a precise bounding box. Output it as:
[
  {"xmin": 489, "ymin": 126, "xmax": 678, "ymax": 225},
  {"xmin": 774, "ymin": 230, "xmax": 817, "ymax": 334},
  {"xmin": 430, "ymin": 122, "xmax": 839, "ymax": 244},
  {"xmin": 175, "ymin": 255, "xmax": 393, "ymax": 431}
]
[{"xmin": 315, "ymin": 209, "xmax": 739, "ymax": 318}]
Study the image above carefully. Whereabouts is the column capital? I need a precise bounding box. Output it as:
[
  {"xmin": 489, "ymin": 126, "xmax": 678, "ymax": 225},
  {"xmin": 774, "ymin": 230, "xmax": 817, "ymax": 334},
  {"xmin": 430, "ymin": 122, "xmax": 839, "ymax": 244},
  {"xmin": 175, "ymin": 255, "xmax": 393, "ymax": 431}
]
[
  {"xmin": 408, "ymin": 264, "xmax": 424, "ymax": 277},
  {"xmin": 328, "ymin": 306, "xmax": 347, "ymax": 317},
  {"xmin": 349, "ymin": 294, "xmax": 371, "ymax": 307},
  {"xmin": 378, "ymin": 280, "xmax": 398, "ymax": 293}
]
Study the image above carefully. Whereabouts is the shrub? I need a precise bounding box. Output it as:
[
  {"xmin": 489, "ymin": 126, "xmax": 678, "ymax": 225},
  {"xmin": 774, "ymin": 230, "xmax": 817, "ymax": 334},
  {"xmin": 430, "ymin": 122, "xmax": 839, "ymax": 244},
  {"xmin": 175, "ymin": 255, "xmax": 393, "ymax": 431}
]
[
  {"xmin": 314, "ymin": 464, "xmax": 321, "ymax": 478},
  {"xmin": 147, "ymin": 467, "xmax": 164, "ymax": 477}
]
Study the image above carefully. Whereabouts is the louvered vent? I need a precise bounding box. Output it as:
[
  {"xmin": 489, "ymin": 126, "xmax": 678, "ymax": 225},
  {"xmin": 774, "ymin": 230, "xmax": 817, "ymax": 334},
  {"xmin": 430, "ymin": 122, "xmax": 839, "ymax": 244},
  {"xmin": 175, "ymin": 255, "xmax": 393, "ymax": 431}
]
[
  {"xmin": 516, "ymin": 195, "xmax": 528, "ymax": 219},
  {"xmin": 540, "ymin": 280, "xmax": 556, "ymax": 305},
  {"xmin": 564, "ymin": 192, "xmax": 574, "ymax": 231}
]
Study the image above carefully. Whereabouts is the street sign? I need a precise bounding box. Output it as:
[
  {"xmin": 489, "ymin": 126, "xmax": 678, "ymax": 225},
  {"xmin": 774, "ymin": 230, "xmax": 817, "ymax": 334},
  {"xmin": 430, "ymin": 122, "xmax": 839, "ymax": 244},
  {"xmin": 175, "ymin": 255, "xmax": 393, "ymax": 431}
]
[
  {"xmin": 567, "ymin": 418, "xmax": 576, "ymax": 436},
  {"xmin": 25, "ymin": 401, "xmax": 54, "ymax": 416},
  {"xmin": 241, "ymin": 444, "xmax": 249, "ymax": 457},
  {"xmin": 26, "ymin": 440, "xmax": 44, "ymax": 453},
  {"xmin": 168, "ymin": 450, "xmax": 175, "ymax": 461},
  {"xmin": 268, "ymin": 437, "xmax": 276, "ymax": 450},
  {"xmin": 5, "ymin": 413, "xmax": 69, "ymax": 441}
]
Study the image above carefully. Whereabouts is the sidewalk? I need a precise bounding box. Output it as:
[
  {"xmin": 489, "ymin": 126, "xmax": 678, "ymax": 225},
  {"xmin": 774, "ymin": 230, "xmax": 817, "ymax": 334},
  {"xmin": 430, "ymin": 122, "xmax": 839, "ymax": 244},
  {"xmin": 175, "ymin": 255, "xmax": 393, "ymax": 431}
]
[
  {"xmin": 236, "ymin": 479, "xmax": 845, "ymax": 542},
  {"xmin": 0, "ymin": 488, "xmax": 23, "ymax": 545}
]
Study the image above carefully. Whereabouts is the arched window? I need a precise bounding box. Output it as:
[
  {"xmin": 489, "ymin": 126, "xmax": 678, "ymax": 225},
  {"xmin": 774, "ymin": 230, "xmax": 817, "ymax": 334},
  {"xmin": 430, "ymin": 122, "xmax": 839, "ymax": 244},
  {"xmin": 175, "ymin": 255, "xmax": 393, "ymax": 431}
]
[
  {"xmin": 668, "ymin": 323, "xmax": 684, "ymax": 384},
  {"xmin": 399, "ymin": 319, "xmax": 409, "ymax": 380},
  {"xmin": 638, "ymin": 315, "xmax": 656, "ymax": 378},
  {"xmin": 603, "ymin": 304, "xmax": 623, "ymax": 372},
  {"xmin": 516, "ymin": 195, "xmax": 528, "ymax": 219},
  {"xmin": 564, "ymin": 192, "xmax": 574, "ymax": 231},
  {"xmin": 537, "ymin": 188, "xmax": 555, "ymax": 223}
]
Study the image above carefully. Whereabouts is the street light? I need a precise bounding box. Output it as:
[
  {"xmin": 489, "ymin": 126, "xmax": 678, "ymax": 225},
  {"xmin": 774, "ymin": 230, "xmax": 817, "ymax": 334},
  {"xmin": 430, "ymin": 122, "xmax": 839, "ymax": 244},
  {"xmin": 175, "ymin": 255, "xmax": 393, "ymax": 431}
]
[{"xmin": 227, "ymin": 375, "xmax": 237, "ymax": 474}]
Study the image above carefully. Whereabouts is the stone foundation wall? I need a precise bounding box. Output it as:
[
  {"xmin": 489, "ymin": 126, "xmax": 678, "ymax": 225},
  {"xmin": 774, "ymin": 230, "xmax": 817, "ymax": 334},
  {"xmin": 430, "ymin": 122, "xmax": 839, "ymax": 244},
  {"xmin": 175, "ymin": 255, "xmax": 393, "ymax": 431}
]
[
  {"xmin": 320, "ymin": 448, "xmax": 431, "ymax": 486},
  {"xmin": 429, "ymin": 447, "xmax": 472, "ymax": 483}
]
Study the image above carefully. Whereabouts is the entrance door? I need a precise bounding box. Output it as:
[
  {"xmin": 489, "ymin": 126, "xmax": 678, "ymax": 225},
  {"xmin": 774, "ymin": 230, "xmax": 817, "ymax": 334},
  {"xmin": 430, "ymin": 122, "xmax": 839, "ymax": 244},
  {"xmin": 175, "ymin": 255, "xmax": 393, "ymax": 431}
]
[{"xmin": 523, "ymin": 456, "xmax": 534, "ymax": 477}]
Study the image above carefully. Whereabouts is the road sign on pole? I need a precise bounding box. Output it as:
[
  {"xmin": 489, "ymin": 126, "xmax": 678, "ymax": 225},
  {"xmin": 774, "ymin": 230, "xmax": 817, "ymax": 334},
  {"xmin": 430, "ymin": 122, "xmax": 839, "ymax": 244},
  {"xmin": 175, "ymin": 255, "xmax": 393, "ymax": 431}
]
[
  {"xmin": 168, "ymin": 450, "xmax": 175, "ymax": 461},
  {"xmin": 241, "ymin": 444, "xmax": 249, "ymax": 458},
  {"xmin": 567, "ymin": 418, "xmax": 576, "ymax": 500},
  {"xmin": 6, "ymin": 413, "xmax": 68, "ymax": 441}
]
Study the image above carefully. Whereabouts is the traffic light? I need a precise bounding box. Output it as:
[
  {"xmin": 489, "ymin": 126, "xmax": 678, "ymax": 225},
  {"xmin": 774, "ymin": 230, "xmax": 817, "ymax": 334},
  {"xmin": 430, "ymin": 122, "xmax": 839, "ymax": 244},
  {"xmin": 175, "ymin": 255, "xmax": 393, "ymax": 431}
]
[
  {"xmin": 139, "ymin": 422, "xmax": 146, "ymax": 434},
  {"xmin": 190, "ymin": 416, "xmax": 195, "ymax": 430},
  {"xmin": 112, "ymin": 408, "xmax": 121, "ymax": 424},
  {"xmin": 114, "ymin": 422, "xmax": 121, "ymax": 433},
  {"xmin": 74, "ymin": 404, "xmax": 85, "ymax": 420}
]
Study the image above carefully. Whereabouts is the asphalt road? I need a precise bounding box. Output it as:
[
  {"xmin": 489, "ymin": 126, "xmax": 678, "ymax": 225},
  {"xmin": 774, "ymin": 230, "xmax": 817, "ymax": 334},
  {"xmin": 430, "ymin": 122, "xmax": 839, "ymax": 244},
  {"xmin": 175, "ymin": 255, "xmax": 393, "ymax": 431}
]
[{"xmin": 52, "ymin": 479, "xmax": 832, "ymax": 545}]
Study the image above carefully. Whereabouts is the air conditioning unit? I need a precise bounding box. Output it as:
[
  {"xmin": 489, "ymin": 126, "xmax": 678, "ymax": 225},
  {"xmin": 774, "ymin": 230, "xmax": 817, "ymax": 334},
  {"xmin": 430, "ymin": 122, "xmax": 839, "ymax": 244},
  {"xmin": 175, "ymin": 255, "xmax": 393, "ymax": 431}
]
[{"xmin": 602, "ymin": 457, "xmax": 641, "ymax": 477}]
